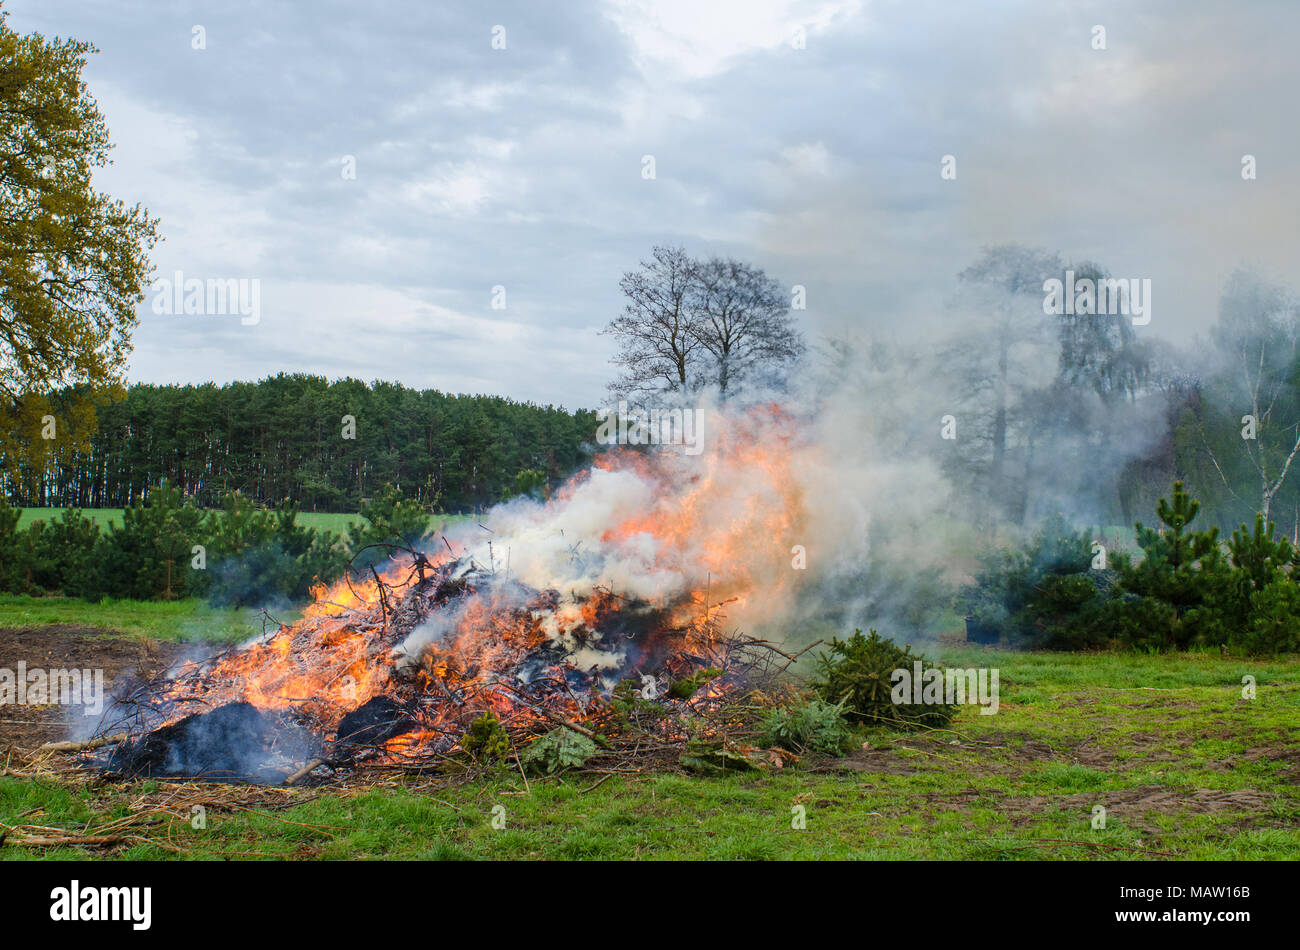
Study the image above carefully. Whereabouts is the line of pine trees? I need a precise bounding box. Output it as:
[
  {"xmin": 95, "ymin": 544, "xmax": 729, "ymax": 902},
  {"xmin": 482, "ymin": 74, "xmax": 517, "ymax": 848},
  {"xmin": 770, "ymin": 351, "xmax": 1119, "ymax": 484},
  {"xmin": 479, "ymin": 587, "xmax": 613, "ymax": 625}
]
[
  {"xmin": 0, "ymin": 482, "xmax": 438, "ymax": 605},
  {"xmin": 1, "ymin": 374, "xmax": 598, "ymax": 512},
  {"xmin": 961, "ymin": 482, "xmax": 1300, "ymax": 655}
]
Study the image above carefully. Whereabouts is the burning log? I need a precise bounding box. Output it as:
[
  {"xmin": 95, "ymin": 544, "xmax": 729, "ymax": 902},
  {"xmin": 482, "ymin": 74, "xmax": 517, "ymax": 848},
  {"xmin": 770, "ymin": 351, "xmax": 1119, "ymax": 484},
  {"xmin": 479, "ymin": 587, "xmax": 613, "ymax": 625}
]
[{"xmin": 335, "ymin": 696, "xmax": 417, "ymax": 749}]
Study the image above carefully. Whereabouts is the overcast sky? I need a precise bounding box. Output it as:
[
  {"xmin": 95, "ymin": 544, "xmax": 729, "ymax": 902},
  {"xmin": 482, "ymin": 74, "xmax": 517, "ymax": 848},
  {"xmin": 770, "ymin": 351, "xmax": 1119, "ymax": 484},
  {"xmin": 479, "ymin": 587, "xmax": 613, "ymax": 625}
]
[{"xmin": 8, "ymin": 0, "xmax": 1299, "ymax": 409}]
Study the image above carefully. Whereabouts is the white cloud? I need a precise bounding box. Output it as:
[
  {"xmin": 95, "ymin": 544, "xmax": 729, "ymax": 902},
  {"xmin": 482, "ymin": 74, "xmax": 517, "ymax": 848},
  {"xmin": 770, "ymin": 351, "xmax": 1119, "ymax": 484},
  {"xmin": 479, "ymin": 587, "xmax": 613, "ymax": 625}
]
[
  {"xmin": 604, "ymin": 0, "xmax": 865, "ymax": 78},
  {"xmin": 402, "ymin": 163, "xmax": 502, "ymax": 216},
  {"xmin": 778, "ymin": 142, "xmax": 832, "ymax": 177}
]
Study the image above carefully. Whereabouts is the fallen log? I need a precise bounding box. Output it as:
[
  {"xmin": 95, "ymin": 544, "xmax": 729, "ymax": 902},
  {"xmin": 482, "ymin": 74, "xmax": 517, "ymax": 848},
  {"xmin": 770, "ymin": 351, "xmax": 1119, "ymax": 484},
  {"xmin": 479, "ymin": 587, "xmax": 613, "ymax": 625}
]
[
  {"xmin": 3, "ymin": 833, "xmax": 127, "ymax": 848},
  {"xmin": 38, "ymin": 733, "xmax": 128, "ymax": 754},
  {"xmin": 284, "ymin": 758, "xmax": 325, "ymax": 786}
]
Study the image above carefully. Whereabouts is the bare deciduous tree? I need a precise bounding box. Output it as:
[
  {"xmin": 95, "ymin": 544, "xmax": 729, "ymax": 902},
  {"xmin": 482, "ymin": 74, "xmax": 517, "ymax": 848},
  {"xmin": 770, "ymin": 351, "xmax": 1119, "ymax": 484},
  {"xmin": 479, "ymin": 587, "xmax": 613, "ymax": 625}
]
[
  {"xmin": 692, "ymin": 256, "xmax": 803, "ymax": 395},
  {"xmin": 603, "ymin": 246, "xmax": 802, "ymax": 399},
  {"xmin": 602, "ymin": 245, "xmax": 702, "ymax": 398}
]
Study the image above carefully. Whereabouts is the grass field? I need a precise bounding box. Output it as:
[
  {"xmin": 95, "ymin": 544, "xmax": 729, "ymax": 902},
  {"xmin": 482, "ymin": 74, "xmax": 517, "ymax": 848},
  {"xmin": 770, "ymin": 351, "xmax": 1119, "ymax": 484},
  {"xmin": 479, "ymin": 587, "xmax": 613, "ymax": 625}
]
[
  {"xmin": 1, "ymin": 618, "xmax": 1296, "ymax": 859},
  {"xmin": 14, "ymin": 507, "xmax": 474, "ymax": 540},
  {"xmin": 0, "ymin": 595, "xmax": 272, "ymax": 642}
]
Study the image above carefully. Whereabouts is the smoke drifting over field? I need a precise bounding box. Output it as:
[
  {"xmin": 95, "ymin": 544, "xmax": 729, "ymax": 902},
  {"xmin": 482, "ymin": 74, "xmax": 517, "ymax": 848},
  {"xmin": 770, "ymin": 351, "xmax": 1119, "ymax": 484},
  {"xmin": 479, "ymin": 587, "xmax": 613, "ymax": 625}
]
[{"xmin": 403, "ymin": 369, "xmax": 967, "ymax": 650}]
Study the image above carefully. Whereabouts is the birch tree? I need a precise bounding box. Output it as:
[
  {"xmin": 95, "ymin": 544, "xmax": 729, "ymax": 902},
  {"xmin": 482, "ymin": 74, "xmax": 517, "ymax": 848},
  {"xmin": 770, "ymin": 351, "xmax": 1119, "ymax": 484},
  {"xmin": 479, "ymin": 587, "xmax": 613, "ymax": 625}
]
[{"xmin": 1212, "ymin": 270, "xmax": 1300, "ymax": 524}]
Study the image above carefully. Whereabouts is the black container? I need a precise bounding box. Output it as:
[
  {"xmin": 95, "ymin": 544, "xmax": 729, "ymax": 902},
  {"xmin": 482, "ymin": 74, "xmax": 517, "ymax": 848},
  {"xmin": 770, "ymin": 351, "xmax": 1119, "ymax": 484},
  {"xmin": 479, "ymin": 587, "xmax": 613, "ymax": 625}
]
[{"xmin": 965, "ymin": 616, "xmax": 1000, "ymax": 645}]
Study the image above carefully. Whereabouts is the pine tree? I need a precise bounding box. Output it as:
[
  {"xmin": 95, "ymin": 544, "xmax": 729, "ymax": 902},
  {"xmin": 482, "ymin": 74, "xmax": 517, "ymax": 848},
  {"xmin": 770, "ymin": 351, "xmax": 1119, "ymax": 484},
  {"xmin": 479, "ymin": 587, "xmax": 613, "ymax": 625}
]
[
  {"xmin": 1227, "ymin": 513, "xmax": 1294, "ymax": 592},
  {"xmin": 1111, "ymin": 481, "xmax": 1229, "ymax": 649},
  {"xmin": 98, "ymin": 482, "xmax": 205, "ymax": 599},
  {"xmin": 348, "ymin": 484, "xmax": 434, "ymax": 568},
  {"xmin": 1223, "ymin": 513, "xmax": 1300, "ymax": 654}
]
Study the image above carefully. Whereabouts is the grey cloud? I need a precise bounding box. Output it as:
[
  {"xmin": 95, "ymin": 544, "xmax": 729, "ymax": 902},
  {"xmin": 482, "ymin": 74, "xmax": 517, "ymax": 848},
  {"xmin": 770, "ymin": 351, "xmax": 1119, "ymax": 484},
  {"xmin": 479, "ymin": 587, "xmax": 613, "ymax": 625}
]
[{"xmin": 6, "ymin": 0, "xmax": 1299, "ymax": 405}]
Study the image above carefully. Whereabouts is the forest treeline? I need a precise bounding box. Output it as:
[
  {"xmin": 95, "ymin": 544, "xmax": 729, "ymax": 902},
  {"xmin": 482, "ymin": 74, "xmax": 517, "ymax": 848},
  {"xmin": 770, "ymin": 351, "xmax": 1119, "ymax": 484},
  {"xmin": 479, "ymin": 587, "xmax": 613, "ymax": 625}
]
[{"xmin": 1, "ymin": 374, "xmax": 599, "ymax": 512}]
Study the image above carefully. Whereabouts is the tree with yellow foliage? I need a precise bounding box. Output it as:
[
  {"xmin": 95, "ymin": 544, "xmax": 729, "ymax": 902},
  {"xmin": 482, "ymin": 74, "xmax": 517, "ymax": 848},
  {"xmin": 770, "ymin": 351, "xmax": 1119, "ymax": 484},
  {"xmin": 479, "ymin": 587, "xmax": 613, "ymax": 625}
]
[{"xmin": 0, "ymin": 3, "xmax": 159, "ymax": 487}]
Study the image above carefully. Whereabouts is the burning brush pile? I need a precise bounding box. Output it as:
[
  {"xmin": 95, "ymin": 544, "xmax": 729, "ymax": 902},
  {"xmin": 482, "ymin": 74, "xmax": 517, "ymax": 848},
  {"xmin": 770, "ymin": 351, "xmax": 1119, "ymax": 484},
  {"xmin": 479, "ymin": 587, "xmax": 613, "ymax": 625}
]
[{"xmin": 93, "ymin": 408, "xmax": 813, "ymax": 784}]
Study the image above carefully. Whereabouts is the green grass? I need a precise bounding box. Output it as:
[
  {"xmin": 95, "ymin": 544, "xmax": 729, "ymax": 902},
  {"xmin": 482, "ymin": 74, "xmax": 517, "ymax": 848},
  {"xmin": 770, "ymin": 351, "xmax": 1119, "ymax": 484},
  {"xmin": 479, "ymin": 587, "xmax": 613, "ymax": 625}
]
[
  {"xmin": 0, "ymin": 594, "xmax": 269, "ymax": 643},
  {"xmin": 14, "ymin": 507, "xmax": 474, "ymax": 541},
  {"xmin": 15, "ymin": 507, "xmax": 127, "ymax": 531},
  {"xmin": 1, "ymin": 628, "xmax": 1297, "ymax": 859}
]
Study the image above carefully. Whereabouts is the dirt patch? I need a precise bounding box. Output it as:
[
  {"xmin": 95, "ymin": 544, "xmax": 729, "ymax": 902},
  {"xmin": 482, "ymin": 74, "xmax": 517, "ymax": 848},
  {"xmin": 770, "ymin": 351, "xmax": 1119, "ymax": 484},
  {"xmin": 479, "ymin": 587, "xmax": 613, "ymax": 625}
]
[
  {"xmin": 0, "ymin": 626, "xmax": 192, "ymax": 747},
  {"xmin": 911, "ymin": 784, "xmax": 1274, "ymax": 831},
  {"xmin": 1004, "ymin": 785, "xmax": 1273, "ymax": 833},
  {"xmin": 1236, "ymin": 744, "xmax": 1300, "ymax": 782},
  {"xmin": 810, "ymin": 744, "xmax": 920, "ymax": 776},
  {"xmin": 977, "ymin": 730, "xmax": 1107, "ymax": 768},
  {"xmin": 1240, "ymin": 745, "xmax": 1300, "ymax": 765},
  {"xmin": 1098, "ymin": 732, "xmax": 1194, "ymax": 764},
  {"xmin": 819, "ymin": 731, "xmax": 1112, "ymax": 777},
  {"xmin": 1014, "ymin": 739, "xmax": 1061, "ymax": 761},
  {"xmin": 973, "ymin": 730, "xmax": 1202, "ymax": 770}
]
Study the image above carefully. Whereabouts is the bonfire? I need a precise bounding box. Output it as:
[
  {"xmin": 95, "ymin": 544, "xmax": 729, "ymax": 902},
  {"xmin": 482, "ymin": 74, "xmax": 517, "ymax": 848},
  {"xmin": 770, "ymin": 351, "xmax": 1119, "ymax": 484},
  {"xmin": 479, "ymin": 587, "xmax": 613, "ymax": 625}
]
[{"xmin": 88, "ymin": 408, "xmax": 814, "ymax": 784}]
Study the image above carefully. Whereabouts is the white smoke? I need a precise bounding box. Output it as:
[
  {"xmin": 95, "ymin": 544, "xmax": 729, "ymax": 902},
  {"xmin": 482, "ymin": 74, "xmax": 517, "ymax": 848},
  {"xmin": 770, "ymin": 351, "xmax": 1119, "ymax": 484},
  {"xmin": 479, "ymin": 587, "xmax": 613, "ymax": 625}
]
[
  {"xmin": 452, "ymin": 466, "xmax": 683, "ymax": 602},
  {"xmin": 394, "ymin": 366, "xmax": 960, "ymax": 669}
]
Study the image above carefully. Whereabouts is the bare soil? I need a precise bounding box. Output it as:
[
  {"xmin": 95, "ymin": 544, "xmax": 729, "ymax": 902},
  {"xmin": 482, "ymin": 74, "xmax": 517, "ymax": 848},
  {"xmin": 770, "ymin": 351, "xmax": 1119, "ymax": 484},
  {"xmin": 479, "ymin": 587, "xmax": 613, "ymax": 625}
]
[{"xmin": 0, "ymin": 626, "xmax": 190, "ymax": 747}]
